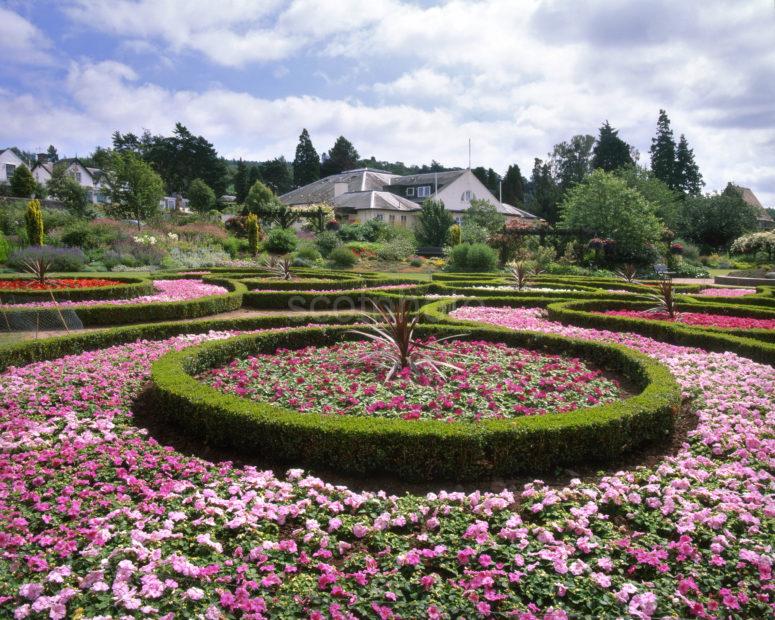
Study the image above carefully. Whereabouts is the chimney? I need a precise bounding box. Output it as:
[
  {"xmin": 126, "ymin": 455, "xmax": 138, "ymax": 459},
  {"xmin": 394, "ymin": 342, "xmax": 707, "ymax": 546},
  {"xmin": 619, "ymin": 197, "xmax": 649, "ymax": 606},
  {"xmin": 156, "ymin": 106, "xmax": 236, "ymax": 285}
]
[
  {"xmin": 334, "ymin": 182, "xmax": 348, "ymax": 197},
  {"xmin": 37, "ymin": 153, "xmax": 48, "ymax": 163}
]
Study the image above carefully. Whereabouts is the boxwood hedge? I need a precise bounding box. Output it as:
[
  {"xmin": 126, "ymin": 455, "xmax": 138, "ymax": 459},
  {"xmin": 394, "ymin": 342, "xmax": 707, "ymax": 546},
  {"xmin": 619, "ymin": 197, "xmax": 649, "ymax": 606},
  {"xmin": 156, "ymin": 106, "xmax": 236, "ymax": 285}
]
[{"xmin": 147, "ymin": 324, "xmax": 680, "ymax": 481}]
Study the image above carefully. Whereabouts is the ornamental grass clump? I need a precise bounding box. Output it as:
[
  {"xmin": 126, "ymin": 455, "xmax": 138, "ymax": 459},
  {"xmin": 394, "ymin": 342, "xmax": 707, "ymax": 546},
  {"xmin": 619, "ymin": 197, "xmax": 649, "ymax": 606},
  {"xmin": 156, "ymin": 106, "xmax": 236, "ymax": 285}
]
[
  {"xmin": 350, "ymin": 298, "xmax": 462, "ymax": 380},
  {"xmin": 507, "ymin": 260, "xmax": 543, "ymax": 291}
]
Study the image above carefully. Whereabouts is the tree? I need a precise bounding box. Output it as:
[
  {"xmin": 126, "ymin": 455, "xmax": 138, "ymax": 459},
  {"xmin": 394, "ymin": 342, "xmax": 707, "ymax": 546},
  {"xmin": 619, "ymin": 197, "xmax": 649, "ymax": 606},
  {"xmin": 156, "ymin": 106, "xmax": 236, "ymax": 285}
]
[
  {"xmin": 615, "ymin": 166, "xmax": 682, "ymax": 232},
  {"xmin": 11, "ymin": 165, "xmax": 37, "ymax": 197},
  {"xmin": 258, "ymin": 157, "xmax": 293, "ymax": 195},
  {"xmin": 559, "ymin": 169, "xmax": 662, "ymax": 263},
  {"xmin": 650, "ymin": 109, "xmax": 677, "ymax": 189},
  {"xmin": 675, "ymin": 134, "xmax": 704, "ymax": 196},
  {"xmin": 46, "ymin": 145, "xmax": 59, "ymax": 163},
  {"xmin": 525, "ymin": 158, "xmax": 561, "ymax": 223},
  {"xmin": 293, "ymin": 128, "xmax": 320, "ymax": 187},
  {"xmin": 320, "ymin": 136, "xmax": 359, "ymax": 177},
  {"xmin": 25, "ymin": 199, "xmax": 44, "ymax": 246},
  {"xmin": 415, "ymin": 200, "xmax": 453, "ymax": 247},
  {"xmin": 591, "ymin": 121, "xmax": 634, "ymax": 171},
  {"xmin": 48, "ymin": 165, "xmax": 90, "ymax": 218},
  {"xmin": 302, "ymin": 203, "xmax": 335, "ymax": 234},
  {"xmin": 550, "ymin": 134, "xmax": 595, "ymax": 192},
  {"xmin": 462, "ymin": 199, "xmax": 505, "ymax": 235},
  {"xmin": 246, "ymin": 213, "xmax": 260, "ymax": 256},
  {"xmin": 102, "ymin": 151, "xmax": 164, "ymax": 230},
  {"xmin": 472, "ymin": 167, "xmax": 501, "ymax": 196},
  {"xmin": 188, "ymin": 178, "xmax": 216, "ymax": 212},
  {"xmin": 502, "ymin": 164, "xmax": 525, "ymax": 205},
  {"xmin": 677, "ymin": 185, "xmax": 759, "ymax": 250},
  {"xmin": 233, "ymin": 159, "xmax": 249, "ymax": 203},
  {"xmin": 244, "ymin": 180, "xmax": 277, "ymax": 217}
]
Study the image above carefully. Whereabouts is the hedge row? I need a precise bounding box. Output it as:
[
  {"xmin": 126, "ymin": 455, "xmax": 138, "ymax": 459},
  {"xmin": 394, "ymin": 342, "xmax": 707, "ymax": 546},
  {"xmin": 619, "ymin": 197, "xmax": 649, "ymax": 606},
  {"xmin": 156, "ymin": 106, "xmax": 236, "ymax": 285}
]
[
  {"xmin": 242, "ymin": 284, "xmax": 431, "ymax": 311},
  {"xmin": 147, "ymin": 324, "xmax": 680, "ymax": 481},
  {"xmin": 0, "ymin": 277, "xmax": 246, "ymax": 327},
  {"xmin": 241, "ymin": 277, "xmax": 364, "ymax": 291},
  {"xmin": 0, "ymin": 275, "xmax": 155, "ymax": 303}
]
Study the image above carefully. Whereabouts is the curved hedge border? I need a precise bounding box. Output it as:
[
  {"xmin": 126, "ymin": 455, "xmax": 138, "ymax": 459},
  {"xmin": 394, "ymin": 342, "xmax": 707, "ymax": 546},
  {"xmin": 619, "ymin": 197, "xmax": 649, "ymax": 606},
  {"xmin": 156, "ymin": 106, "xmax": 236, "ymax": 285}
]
[
  {"xmin": 242, "ymin": 284, "xmax": 431, "ymax": 311},
  {"xmin": 0, "ymin": 277, "xmax": 246, "ymax": 327},
  {"xmin": 147, "ymin": 324, "xmax": 680, "ymax": 481},
  {"xmin": 0, "ymin": 275, "xmax": 154, "ymax": 303},
  {"xmin": 241, "ymin": 277, "xmax": 365, "ymax": 291}
]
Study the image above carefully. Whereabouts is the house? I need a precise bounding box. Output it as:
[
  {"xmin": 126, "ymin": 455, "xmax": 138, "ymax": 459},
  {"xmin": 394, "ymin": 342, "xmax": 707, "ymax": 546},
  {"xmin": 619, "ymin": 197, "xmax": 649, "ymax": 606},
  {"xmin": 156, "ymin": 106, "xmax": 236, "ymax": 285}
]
[
  {"xmin": 278, "ymin": 167, "xmax": 539, "ymax": 228},
  {"xmin": 0, "ymin": 148, "xmax": 26, "ymax": 184},
  {"xmin": 31, "ymin": 157, "xmax": 109, "ymax": 204},
  {"xmin": 734, "ymin": 186, "xmax": 774, "ymax": 230},
  {"xmin": 159, "ymin": 194, "xmax": 191, "ymax": 212}
]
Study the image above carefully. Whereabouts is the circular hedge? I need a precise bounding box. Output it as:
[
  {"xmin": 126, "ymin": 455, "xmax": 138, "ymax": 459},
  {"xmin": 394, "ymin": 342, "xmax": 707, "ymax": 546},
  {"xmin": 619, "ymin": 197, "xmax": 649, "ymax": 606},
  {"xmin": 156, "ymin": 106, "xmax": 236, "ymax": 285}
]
[
  {"xmin": 0, "ymin": 275, "xmax": 154, "ymax": 303},
  {"xmin": 148, "ymin": 324, "xmax": 680, "ymax": 481}
]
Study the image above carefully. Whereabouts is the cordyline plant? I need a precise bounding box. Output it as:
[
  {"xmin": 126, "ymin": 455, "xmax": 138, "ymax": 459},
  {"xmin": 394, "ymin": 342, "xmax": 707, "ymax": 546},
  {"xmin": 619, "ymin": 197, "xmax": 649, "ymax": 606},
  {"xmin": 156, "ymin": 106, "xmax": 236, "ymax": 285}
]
[
  {"xmin": 350, "ymin": 298, "xmax": 463, "ymax": 381},
  {"xmin": 263, "ymin": 255, "xmax": 293, "ymax": 280},
  {"xmin": 616, "ymin": 263, "xmax": 638, "ymax": 283},
  {"xmin": 646, "ymin": 274, "xmax": 678, "ymax": 319},
  {"xmin": 21, "ymin": 256, "xmax": 52, "ymax": 285},
  {"xmin": 507, "ymin": 260, "xmax": 543, "ymax": 291}
]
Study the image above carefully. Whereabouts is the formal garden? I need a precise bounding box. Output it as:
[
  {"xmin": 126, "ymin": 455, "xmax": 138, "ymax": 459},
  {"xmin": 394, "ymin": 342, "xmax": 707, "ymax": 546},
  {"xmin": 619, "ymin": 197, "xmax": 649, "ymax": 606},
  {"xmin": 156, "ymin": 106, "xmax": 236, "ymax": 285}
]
[{"xmin": 0, "ymin": 241, "xmax": 773, "ymax": 618}]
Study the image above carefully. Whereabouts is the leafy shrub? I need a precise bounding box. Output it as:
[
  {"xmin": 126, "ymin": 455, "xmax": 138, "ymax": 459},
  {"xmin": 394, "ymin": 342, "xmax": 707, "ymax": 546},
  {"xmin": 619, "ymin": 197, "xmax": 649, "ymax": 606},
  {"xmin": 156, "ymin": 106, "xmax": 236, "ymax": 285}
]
[
  {"xmin": 0, "ymin": 231, "xmax": 11, "ymax": 263},
  {"xmin": 315, "ymin": 231, "xmax": 341, "ymax": 257},
  {"xmin": 376, "ymin": 236, "xmax": 417, "ymax": 262},
  {"xmin": 337, "ymin": 223, "xmax": 366, "ymax": 242},
  {"xmin": 166, "ymin": 246, "xmax": 232, "ymax": 268},
  {"xmin": 446, "ymin": 243, "xmax": 498, "ymax": 272},
  {"xmin": 409, "ymin": 257, "xmax": 423, "ymax": 267},
  {"xmin": 460, "ymin": 224, "xmax": 489, "ymax": 245},
  {"xmin": 265, "ymin": 227, "xmax": 298, "ymax": 254},
  {"xmin": 60, "ymin": 221, "xmax": 120, "ymax": 250},
  {"xmin": 8, "ymin": 246, "xmax": 86, "ymax": 272},
  {"xmin": 730, "ymin": 231, "xmax": 775, "ymax": 262},
  {"xmin": 295, "ymin": 242, "xmax": 322, "ymax": 263},
  {"xmin": 329, "ymin": 245, "xmax": 357, "ymax": 267}
]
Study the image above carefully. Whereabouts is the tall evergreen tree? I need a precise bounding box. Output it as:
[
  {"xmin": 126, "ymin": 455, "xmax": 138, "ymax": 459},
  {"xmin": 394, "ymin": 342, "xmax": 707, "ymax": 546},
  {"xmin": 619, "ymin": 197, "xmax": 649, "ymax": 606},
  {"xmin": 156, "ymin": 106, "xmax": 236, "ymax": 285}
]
[
  {"xmin": 247, "ymin": 165, "xmax": 261, "ymax": 191},
  {"xmin": 549, "ymin": 134, "xmax": 595, "ymax": 192},
  {"xmin": 233, "ymin": 159, "xmax": 249, "ymax": 203},
  {"xmin": 46, "ymin": 145, "xmax": 59, "ymax": 163},
  {"xmin": 649, "ymin": 109, "xmax": 677, "ymax": 189},
  {"xmin": 675, "ymin": 134, "xmax": 704, "ymax": 196},
  {"xmin": 293, "ymin": 128, "xmax": 320, "ymax": 187},
  {"xmin": 320, "ymin": 136, "xmax": 359, "ymax": 177},
  {"xmin": 591, "ymin": 121, "xmax": 634, "ymax": 171},
  {"xmin": 502, "ymin": 164, "xmax": 525, "ymax": 205},
  {"xmin": 526, "ymin": 158, "xmax": 561, "ymax": 223},
  {"xmin": 258, "ymin": 157, "xmax": 293, "ymax": 195}
]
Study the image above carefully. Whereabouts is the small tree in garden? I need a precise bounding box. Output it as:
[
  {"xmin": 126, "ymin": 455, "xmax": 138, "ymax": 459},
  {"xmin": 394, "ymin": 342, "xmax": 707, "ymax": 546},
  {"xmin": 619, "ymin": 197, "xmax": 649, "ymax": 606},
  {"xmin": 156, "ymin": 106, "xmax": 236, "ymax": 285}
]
[
  {"xmin": 647, "ymin": 274, "xmax": 678, "ymax": 319},
  {"xmin": 246, "ymin": 213, "xmax": 260, "ymax": 256},
  {"xmin": 21, "ymin": 254, "xmax": 52, "ymax": 284},
  {"xmin": 102, "ymin": 151, "xmax": 164, "ymax": 230},
  {"xmin": 461, "ymin": 199, "xmax": 505, "ymax": 235},
  {"xmin": 188, "ymin": 178, "xmax": 216, "ymax": 212},
  {"xmin": 11, "ymin": 165, "xmax": 37, "ymax": 197},
  {"xmin": 302, "ymin": 203, "xmax": 335, "ymax": 234},
  {"xmin": 448, "ymin": 224, "xmax": 461, "ymax": 245},
  {"xmin": 508, "ymin": 260, "xmax": 542, "ymax": 291},
  {"xmin": 25, "ymin": 199, "xmax": 44, "ymax": 246},
  {"xmin": 48, "ymin": 166, "xmax": 90, "ymax": 218},
  {"xmin": 415, "ymin": 200, "xmax": 453, "ymax": 247},
  {"xmin": 350, "ymin": 298, "xmax": 462, "ymax": 381},
  {"xmin": 263, "ymin": 254, "xmax": 293, "ymax": 280},
  {"xmin": 616, "ymin": 263, "xmax": 638, "ymax": 283}
]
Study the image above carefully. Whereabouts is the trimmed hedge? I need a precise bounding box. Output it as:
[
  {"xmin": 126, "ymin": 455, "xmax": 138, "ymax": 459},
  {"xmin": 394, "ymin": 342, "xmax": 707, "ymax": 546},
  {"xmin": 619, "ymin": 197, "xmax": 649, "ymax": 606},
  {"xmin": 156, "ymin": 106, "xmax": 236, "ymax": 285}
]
[
  {"xmin": 0, "ymin": 275, "xmax": 155, "ymax": 303},
  {"xmin": 241, "ymin": 277, "xmax": 364, "ymax": 291},
  {"xmin": 147, "ymin": 324, "xmax": 680, "ymax": 481},
  {"xmin": 242, "ymin": 284, "xmax": 431, "ymax": 311},
  {"xmin": 0, "ymin": 277, "xmax": 246, "ymax": 327}
]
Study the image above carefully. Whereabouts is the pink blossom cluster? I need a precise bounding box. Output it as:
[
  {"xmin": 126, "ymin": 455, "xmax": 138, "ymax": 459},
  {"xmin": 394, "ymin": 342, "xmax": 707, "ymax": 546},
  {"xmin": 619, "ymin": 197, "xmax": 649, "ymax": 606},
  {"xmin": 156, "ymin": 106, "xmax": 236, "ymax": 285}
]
[
  {"xmin": 248, "ymin": 284, "xmax": 417, "ymax": 293},
  {"xmin": 1, "ymin": 279, "xmax": 228, "ymax": 309},
  {"xmin": 696, "ymin": 288, "xmax": 757, "ymax": 297},
  {"xmin": 0, "ymin": 310, "xmax": 772, "ymax": 617},
  {"xmin": 601, "ymin": 309, "xmax": 775, "ymax": 330}
]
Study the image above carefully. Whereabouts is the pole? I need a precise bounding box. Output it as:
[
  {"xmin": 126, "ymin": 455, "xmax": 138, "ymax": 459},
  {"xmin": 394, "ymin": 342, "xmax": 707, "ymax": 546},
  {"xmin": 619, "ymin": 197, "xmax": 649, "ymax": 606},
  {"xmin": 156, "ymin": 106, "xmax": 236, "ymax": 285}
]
[
  {"xmin": 499, "ymin": 181, "xmax": 502, "ymax": 203},
  {"xmin": 468, "ymin": 139, "xmax": 471, "ymax": 169}
]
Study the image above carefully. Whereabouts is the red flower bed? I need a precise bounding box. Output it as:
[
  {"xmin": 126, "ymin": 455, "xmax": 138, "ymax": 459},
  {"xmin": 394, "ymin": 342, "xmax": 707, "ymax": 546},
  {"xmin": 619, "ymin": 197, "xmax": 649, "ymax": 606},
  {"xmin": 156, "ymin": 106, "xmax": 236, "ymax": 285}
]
[
  {"xmin": 0, "ymin": 278, "xmax": 122, "ymax": 291},
  {"xmin": 601, "ymin": 309, "xmax": 775, "ymax": 330}
]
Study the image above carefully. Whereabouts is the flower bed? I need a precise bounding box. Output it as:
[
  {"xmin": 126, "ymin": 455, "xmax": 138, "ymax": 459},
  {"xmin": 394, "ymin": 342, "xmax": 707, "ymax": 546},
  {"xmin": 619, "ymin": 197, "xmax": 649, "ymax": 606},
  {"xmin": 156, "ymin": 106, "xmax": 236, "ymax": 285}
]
[
  {"xmin": 0, "ymin": 276, "xmax": 155, "ymax": 304},
  {"xmin": 697, "ymin": 287, "xmax": 757, "ymax": 297},
  {"xmin": 601, "ymin": 309, "xmax": 775, "ymax": 330},
  {"xmin": 0, "ymin": 278, "xmax": 122, "ymax": 291},
  {"xmin": 0, "ymin": 313, "xmax": 771, "ymax": 617},
  {"xmin": 199, "ymin": 339, "xmax": 622, "ymax": 421}
]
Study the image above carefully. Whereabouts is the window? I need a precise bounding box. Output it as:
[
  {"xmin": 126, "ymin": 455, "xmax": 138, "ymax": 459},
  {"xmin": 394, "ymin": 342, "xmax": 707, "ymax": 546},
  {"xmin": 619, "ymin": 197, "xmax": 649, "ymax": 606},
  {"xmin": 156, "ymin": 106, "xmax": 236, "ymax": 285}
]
[
  {"xmin": 75, "ymin": 172, "xmax": 82, "ymax": 183},
  {"xmin": 406, "ymin": 187, "xmax": 415, "ymax": 197},
  {"xmin": 374, "ymin": 213, "xmax": 384, "ymax": 221},
  {"xmin": 454, "ymin": 216, "xmax": 462, "ymax": 224},
  {"xmin": 389, "ymin": 214, "xmax": 395, "ymax": 223},
  {"xmin": 416, "ymin": 185, "xmax": 431, "ymax": 198},
  {"xmin": 461, "ymin": 190, "xmax": 475, "ymax": 202},
  {"xmin": 5, "ymin": 164, "xmax": 15, "ymax": 179},
  {"xmin": 400, "ymin": 215, "xmax": 407, "ymax": 225}
]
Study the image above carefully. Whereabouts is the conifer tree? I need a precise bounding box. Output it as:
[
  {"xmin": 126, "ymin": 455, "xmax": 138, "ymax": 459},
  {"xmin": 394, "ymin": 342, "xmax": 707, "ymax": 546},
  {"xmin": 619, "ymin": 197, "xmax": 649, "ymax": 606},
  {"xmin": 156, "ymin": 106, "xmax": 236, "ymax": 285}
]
[
  {"xmin": 502, "ymin": 164, "xmax": 525, "ymax": 205},
  {"xmin": 675, "ymin": 134, "xmax": 704, "ymax": 196},
  {"xmin": 233, "ymin": 159, "xmax": 249, "ymax": 203},
  {"xmin": 320, "ymin": 136, "xmax": 359, "ymax": 177},
  {"xmin": 293, "ymin": 128, "xmax": 320, "ymax": 187},
  {"xmin": 591, "ymin": 121, "xmax": 634, "ymax": 171},
  {"xmin": 25, "ymin": 199, "xmax": 44, "ymax": 246},
  {"xmin": 649, "ymin": 109, "xmax": 677, "ymax": 189}
]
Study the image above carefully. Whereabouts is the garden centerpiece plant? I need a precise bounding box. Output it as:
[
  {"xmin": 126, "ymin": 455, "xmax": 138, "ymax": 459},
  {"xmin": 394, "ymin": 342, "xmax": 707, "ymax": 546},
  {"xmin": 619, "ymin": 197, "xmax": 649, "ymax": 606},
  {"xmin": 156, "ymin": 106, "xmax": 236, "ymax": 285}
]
[
  {"xmin": 262, "ymin": 254, "xmax": 293, "ymax": 280},
  {"xmin": 507, "ymin": 260, "xmax": 543, "ymax": 291}
]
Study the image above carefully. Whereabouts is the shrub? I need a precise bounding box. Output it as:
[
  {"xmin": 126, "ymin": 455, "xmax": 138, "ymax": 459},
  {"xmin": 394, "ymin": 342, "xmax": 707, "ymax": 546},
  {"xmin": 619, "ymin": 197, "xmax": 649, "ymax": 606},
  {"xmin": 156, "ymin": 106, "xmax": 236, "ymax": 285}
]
[
  {"xmin": 329, "ymin": 245, "xmax": 357, "ymax": 267},
  {"xmin": 246, "ymin": 214, "xmax": 260, "ymax": 256},
  {"xmin": 460, "ymin": 223, "xmax": 489, "ymax": 245},
  {"xmin": 447, "ymin": 243, "xmax": 498, "ymax": 272},
  {"xmin": 10, "ymin": 165, "xmax": 36, "ymax": 198},
  {"xmin": 0, "ymin": 231, "xmax": 10, "ymax": 263},
  {"xmin": 337, "ymin": 223, "xmax": 366, "ymax": 242},
  {"xmin": 25, "ymin": 199, "xmax": 44, "ymax": 246},
  {"xmin": 730, "ymin": 231, "xmax": 775, "ymax": 262},
  {"xmin": 265, "ymin": 227, "xmax": 297, "ymax": 254},
  {"xmin": 409, "ymin": 257, "xmax": 423, "ymax": 267},
  {"xmin": 315, "ymin": 231, "xmax": 341, "ymax": 257},
  {"xmin": 376, "ymin": 236, "xmax": 416, "ymax": 262},
  {"xmin": 448, "ymin": 224, "xmax": 461, "ymax": 245},
  {"xmin": 8, "ymin": 246, "xmax": 86, "ymax": 272},
  {"xmin": 60, "ymin": 221, "xmax": 120, "ymax": 250},
  {"xmin": 187, "ymin": 178, "xmax": 217, "ymax": 212},
  {"xmin": 295, "ymin": 242, "xmax": 321, "ymax": 263}
]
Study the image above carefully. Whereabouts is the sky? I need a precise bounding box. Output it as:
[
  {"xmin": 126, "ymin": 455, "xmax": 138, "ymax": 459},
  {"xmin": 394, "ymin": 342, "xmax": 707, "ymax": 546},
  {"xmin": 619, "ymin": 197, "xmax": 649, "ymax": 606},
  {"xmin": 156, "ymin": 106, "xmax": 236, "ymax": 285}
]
[{"xmin": 1, "ymin": 0, "xmax": 774, "ymax": 204}]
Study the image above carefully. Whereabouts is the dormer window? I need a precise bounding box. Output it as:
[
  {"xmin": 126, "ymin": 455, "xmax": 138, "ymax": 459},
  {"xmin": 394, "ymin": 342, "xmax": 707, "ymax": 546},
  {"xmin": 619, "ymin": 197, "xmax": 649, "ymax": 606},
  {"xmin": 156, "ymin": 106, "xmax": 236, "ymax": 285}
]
[
  {"xmin": 406, "ymin": 187, "xmax": 415, "ymax": 197},
  {"xmin": 75, "ymin": 172, "xmax": 82, "ymax": 183},
  {"xmin": 461, "ymin": 190, "xmax": 475, "ymax": 202},
  {"xmin": 416, "ymin": 185, "xmax": 431, "ymax": 198}
]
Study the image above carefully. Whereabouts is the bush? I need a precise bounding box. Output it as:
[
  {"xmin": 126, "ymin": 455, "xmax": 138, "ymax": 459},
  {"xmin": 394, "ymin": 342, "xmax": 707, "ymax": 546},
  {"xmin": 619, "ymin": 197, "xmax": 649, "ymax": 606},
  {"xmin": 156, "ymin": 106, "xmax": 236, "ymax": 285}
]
[
  {"xmin": 376, "ymin": 236, "xmax": 416, "ymax": 262},
  {"xmin": 60, "ymin": 221, "xmax": 120, "ymax": 250},
  {"xmin": 315, "ymin": 231, "xmax": 341, "ymax": 257},
  {"xmin": 265, "ymin": 227, "xmax": 297, "ymax": 254},
  {"xmin": 8, "ymin": 245, "xmax": 86, "ymax": 272},
  {"xmin": 337, "ymin": 223, "xmax": 366, "ymax": 242},
  {"xmin": 295, "ymin": 242, "xmax": 321, "ymax": 263},
  {"xmin": 328, "ymin": 245, "xmax": 357, "ymax": 267},
  {"xmin": 409, "ymin": 257, "xmax": 423, "ymax": 267},
  {"xmin": 0, "ymin": 231, "xmax": 11, "ymax": 263},
  {"xmin": 446, "ymin": 243, "xmax": 498, "ymax": 272}
]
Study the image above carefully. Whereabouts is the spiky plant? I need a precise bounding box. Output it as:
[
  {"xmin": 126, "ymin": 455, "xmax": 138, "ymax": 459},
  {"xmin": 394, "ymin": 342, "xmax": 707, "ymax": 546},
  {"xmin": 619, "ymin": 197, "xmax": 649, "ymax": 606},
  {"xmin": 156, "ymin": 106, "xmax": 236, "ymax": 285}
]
[
  {"xmin": 507, "ymin": 260, "xmax": 543, "ymax": 291},
  {"xmin": 263, "ymin": 255, "xmax": 293, "ymax": 280},
  {"xmin": 646, "ymin": 274, "xmax": 678, "ymax": 319},
  {"xmin": 349, "ymin": 298, "xmax": 463, "ymax": 381},
  {"xmin": 616, "ymin": 263, "xmax": 638, "ymax": 283},
  {"xmin": 21, "ymin": 256, "xmax": 52, "ymax": 285}
]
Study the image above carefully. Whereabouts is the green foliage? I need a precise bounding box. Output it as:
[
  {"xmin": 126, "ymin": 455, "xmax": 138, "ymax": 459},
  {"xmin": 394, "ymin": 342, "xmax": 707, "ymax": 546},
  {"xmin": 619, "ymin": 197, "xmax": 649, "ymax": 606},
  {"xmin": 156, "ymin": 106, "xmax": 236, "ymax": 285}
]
[
  {"xmin": 550, "ymin": 134, "xmax": 595, "ymax": 192},
  {"xmin": 460, "ymin": 223, "xmax": 489, "ymax": 245},
  {"xmin": 244, "ymin": 180, "xmax": 277, "ymax": 216},
  {"xmin": 10, "ymin": 165, "xmax": 37, "ymax": 198},
  {"xmin": 0, "ymin": 231, "xmax": 10, "ymax": 263},
  {"xmin": 48, "ymin": 165, "xmax": 91, "ymax": 218},
  {"xmin": 102, "ymin": 151, "xmax": 165, "ymax": 228},
  {"xmin": 9, "ymin": 245, "xmax": 86, "ymax": 272},
  {"xmin": 292, "ymin": 128, "xmax": 320, "ymax": 187},
  {"xmin": 448, "ymin": 224, "xmax": 461, "ymax": 245},
  {"xmin": 232, "ymin": 159, "xmax": 249, "ymax": 203},
  {"xmin": 315, "ymin": 231, "xmax": 341, "ymax": 257},
  {"xmin": 24, "ymin": 199, "xmax": 44, "ymax": 246},
  {"xmin": 591, "ymin": 121, "xmax": 634, "ymax": 171},
  {"xmin": 415, "ymin": 200, "xmax": 453, "ymax": 246},
  {"xmin": 294, "ymin": 241, "xmax": 322, "ymax": 263},
  {"xmin": 256, "ymin": 157, "xmax": 293, "ymax": 195},
  {"xmin": 677, "ymin": 185, "xmax": 759, "ymax": 250},
  {"xmin": 731, "ymin": 231, "xmax": 775, "ymax": 261},
  {"xmin": 650, "ymin": 109, "xmax": 677, "ymax": 189},
  {"xmin": 501, "ymin": 163, "xmax": 524, "ymax": 205},
  {"xmin": 328, "ymin": 245, "xmax": 357, "ymax": 267},
  {"xmin": 525, "ymin": 158, "xmax": 561, "ymax": 223},
  {"xmin": 559, "ymin": 169, "xmax": 662, "ymax": 263},
  {"xmin": 265, "ymin": 227, "xmax": 298, "ymax": 254},
  {"xmin": 471, "ymin": 166, "xmax": 501, "ymax": 195},
  {"xmin": 675, "ymin": 134, "xmax": 703, "ymax": 195},
  {"xmin": 446, "ymin": 242, "xmax": 498, "ymax": 272},
  {"xmin": 615, "ymin": 166, "xmax": 682, "ymax": 232},
  {"xmin": 462, "ymin": 199, "xmax": 505, "ymax": 234},
  {"xmin": 246, "ymin": 213, "xmax": 260, "ymax": 256},
  {"xmin": 60, "ymin": 221, "xmax": 119, "ymax": 250},
  {"xmin": 320, "ymin": 136, "xmax": 359, "ymax": 177},
  {"xmin": 375, "ymin": 235, "xmax": 416, "ymax": 262},
  {"xmin": 187, "ymin": 178, "xmax": 216, "ymax": 212}
]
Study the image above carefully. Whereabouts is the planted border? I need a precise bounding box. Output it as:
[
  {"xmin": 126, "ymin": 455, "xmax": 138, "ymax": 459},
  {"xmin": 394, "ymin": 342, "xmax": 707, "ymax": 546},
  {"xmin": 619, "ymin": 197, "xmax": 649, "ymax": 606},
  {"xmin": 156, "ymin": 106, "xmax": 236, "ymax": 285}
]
[
  {"xmin": 242, "ymin": 284, "xmax": 431, "ymax": 310},
  {"xmin": 147, "ymin": 324, "xmax": 680, "ymax": 481},
  {"xmin": 0, "ymin": 275, "xmax": 154, "ymax": 303}
]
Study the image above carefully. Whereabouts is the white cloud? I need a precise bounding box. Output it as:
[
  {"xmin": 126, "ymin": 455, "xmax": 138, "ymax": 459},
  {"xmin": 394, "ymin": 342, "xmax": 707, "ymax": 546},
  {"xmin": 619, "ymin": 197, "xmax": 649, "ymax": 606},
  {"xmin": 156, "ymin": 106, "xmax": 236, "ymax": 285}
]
[{"xmin": 0, "ymin": 7, "xmax": 53, "ymax": 65}]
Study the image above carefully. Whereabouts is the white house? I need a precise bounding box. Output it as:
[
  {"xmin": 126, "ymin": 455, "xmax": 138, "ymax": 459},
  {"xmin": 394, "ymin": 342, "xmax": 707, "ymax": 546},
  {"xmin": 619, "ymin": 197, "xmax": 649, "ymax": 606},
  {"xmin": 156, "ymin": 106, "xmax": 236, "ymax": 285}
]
[
  {"xmin": 278, "ymin": 167, "xmax": 539, "ymax": 229},
  {"xmin": 31, "ymin": 158, "xmax": 109, "ymax": 204},
  {"xmin": 0, "ymin": 148, "xmax": 26, "ymax": 184}
]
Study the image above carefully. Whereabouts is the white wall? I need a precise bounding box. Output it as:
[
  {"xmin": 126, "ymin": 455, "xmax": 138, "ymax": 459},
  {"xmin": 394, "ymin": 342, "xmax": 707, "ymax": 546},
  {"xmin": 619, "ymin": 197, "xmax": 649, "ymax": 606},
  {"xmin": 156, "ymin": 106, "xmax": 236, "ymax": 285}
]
[
  {"xmin": 32, "ymin": 166, "xmax": 51, "ymax": 185},
  {"xmin": 355, "ymin": 209, "xmax": 416, "ymax": 228},
  {"xmin": 436, "ymin": 169, "xmax": 499, "ymax": 213},
  {"xmin": 0, "ymin": 149, "xmax": 25, "ymax": 183}
]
